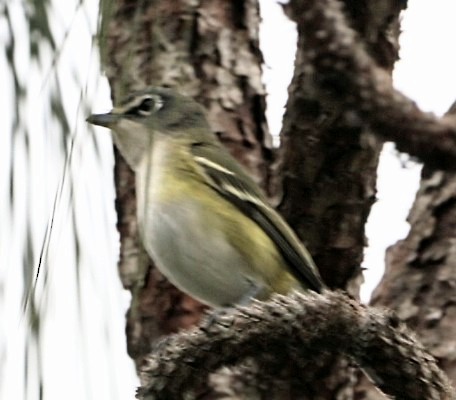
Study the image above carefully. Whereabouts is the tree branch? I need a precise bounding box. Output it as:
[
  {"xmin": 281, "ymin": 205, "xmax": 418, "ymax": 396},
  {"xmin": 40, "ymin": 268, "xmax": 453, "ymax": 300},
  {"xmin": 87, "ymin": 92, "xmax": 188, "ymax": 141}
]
[
  {"xmin": 289, "ymin": 0, "xmax": 456, "ymax": 171},
  {"xmin": 137, "ymin": 291, "xmax": 455, "ymax": 400}
]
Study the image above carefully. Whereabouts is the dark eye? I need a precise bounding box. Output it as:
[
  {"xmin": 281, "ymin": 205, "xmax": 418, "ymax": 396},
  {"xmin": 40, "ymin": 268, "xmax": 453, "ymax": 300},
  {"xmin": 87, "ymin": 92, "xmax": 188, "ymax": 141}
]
[
  {"xmin": 125, "ymin": 95, "xmax": 164, "ymax": 117},
  {"xmin": 137, "ymin": 98, "xmax": 154, "ymax": 115}
]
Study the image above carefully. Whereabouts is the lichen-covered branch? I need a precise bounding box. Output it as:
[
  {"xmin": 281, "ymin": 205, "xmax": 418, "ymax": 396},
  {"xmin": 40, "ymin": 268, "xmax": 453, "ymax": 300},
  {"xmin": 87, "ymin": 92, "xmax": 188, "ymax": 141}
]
[
  {"xmin": 290, "ymin": 0, "xmax": 456, "ymax": 171},
  {"xmin": 137, "ymin": 291, "xmax": 455, "ymax": 400}
]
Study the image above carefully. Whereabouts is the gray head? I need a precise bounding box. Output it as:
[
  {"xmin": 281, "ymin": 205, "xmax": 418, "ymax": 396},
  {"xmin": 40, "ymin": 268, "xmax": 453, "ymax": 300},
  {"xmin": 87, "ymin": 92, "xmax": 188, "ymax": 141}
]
[
  {"xmin": 87, "ymin": 87, "xmax": 211, "ymax": 132},
  {"xmin": 87, "ymin": 87, "xmax": 214, "ymax": 168}
]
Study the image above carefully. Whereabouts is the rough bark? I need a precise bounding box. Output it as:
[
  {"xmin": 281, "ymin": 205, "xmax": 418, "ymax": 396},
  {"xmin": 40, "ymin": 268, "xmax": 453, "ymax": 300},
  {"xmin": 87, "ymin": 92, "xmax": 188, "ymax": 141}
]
[
  {"xmin": 349, "ymin": 51, "xmax": 456, "ymax": 400},
  {"xmin": 353, "ymin": 166, "xmax": 456, "ymax": 399},
  {"xmin": 100, "ymin": 0, "xmax": 270, "ymax": 366},
  {"xmin": 282, "ymin": 0, "xmax": 404, "ymax": 291},
  {"xmin": 98, "ymin": 0, "xmax": 456, "ymax": 398},
  {"xmin": 288, "ymin": 0, "xmax": 456, "ymax": 172},
  {"xmin": 137, "ymin": 292, "xmax": 455, "ymax": 400},
  {"xmin": 284, "ymin": 1, "xmax": 456, "ymax": 398},
  {"xmin": 275, "ymin": 0, "xmax": 404, "ymax": 396}
]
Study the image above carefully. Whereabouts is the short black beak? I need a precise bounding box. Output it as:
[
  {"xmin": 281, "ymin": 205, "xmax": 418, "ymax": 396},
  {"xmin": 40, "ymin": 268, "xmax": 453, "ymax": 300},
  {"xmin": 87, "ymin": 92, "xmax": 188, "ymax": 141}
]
[{"xmin": 86, "ymin": 113, "xmax": 120, "ymax": 128}]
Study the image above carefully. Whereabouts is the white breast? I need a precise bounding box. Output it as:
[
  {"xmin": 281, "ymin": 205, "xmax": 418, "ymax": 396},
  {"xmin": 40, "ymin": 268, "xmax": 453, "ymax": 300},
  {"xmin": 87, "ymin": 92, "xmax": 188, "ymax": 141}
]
[
  {"xmin": 145, "ymin": 200, "xmax": 254, "ymax": 306},
  {"xmin": 135, "ymin": 140, "xmax": 254, "ymax": 307}
]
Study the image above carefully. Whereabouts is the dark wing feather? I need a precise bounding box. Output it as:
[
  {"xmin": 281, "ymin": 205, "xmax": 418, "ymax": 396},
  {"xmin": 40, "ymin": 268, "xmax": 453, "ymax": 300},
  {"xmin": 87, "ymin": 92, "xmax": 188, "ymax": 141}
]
[{"xmin": 191, "ymin": 143, "xmax": 324, "ymax": 293}]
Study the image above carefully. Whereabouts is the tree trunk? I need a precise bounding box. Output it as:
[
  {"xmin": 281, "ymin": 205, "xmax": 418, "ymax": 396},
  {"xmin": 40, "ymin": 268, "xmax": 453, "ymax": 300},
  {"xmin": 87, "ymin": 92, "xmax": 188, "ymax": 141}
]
[
  {"xmin": 99, "ymin": 0, "xmax": 456, "ymax": 398},
  {"xmin": 281, "ymin": 0, "xmax": 405, "ymax": 291}
]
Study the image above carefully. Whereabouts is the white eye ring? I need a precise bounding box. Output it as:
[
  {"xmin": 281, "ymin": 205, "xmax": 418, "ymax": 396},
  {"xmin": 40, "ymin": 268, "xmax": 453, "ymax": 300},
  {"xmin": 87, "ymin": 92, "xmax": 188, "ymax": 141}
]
[
  {"xmin": 136, "ymin": 95, "xmax": 164, "ymax": 116},
  {"xmin": 152, "ymin": 95, "xmax": 163, "ymax": 111}
]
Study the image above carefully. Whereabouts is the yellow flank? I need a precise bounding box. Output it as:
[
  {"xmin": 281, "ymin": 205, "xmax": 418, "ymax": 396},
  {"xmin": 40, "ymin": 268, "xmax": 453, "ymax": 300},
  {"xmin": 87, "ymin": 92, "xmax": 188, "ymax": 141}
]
[
  {"xmin": 88, "ymin": 88, "xmax": 324, "ymax": 306},
  {"xmin": 145, "ymin": 135, "xmax": 301, "ymax": 299}
]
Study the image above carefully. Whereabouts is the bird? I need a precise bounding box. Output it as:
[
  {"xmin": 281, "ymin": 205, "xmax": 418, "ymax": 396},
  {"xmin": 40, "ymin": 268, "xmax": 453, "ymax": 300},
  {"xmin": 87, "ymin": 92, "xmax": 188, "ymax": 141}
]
[{"xmin": 87, "ymin": 87, "xmax": 325, "ymax": 307}]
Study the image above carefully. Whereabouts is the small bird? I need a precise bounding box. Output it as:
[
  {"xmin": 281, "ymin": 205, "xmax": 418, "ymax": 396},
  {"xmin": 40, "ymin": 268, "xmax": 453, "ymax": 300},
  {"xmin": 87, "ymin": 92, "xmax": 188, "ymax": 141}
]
[{"xmin": 87, "ymin": 87, "xmax": 324, "ymax": 307}]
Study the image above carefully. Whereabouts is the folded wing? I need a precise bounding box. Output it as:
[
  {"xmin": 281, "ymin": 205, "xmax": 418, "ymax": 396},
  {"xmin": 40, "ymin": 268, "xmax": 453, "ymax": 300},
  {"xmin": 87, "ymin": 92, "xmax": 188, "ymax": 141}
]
[{"xmin": 192, "ymin": 143, "xmax": 324, "ymax": 293}]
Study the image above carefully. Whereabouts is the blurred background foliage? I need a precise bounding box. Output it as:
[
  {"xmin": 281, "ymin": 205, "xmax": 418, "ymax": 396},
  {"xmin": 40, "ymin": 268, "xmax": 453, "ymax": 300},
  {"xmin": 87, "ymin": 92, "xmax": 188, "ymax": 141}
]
[{"xmin": 1, "ymin": 0, "xmax": 137, "ymax": 398}]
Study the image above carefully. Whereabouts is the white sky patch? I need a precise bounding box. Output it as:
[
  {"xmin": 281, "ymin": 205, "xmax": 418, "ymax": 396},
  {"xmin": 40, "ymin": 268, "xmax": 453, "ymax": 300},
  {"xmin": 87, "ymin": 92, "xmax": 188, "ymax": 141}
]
[
  {"xmin": 259, "ymin": 0, "xmax": 297, "ymax": 140},
  {"xmin": 361, "ymin": 0, "xmax": 456, "ymax": 302},
  {"xmin": 394, "ymin": 0, "xmax": 456, "ymax": 117},
  {"xmin": 0, "ymin": 1, "xmax": 136, "ymax": 399}
]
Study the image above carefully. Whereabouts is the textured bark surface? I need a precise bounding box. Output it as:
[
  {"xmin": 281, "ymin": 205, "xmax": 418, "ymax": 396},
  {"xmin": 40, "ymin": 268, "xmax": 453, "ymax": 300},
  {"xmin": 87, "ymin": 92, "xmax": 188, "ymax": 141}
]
[
  {"xmin": 99, "ymin": 0, "xmax": 456, "ymax": 398},
  {"xmin": 282, "ymin": 0, "xmax": 404, "ymax": 292},
  {"xmin": 354, "ymin": 168, "xmax": 456, "ymax": 399},
  {"xmin": 101, "ymin": 0, "xmax": 270, "ymax": 365},
  {"xmin": 288, "ymin": 0, "xmax": 456, "ymax": 172},
  {"xmin": 138, "ymin": 292, "xmax": 455, "ymax": 400},
  {"xmin": 276, "ymin": 0, "xmax": 404, "ymax": 396}
]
